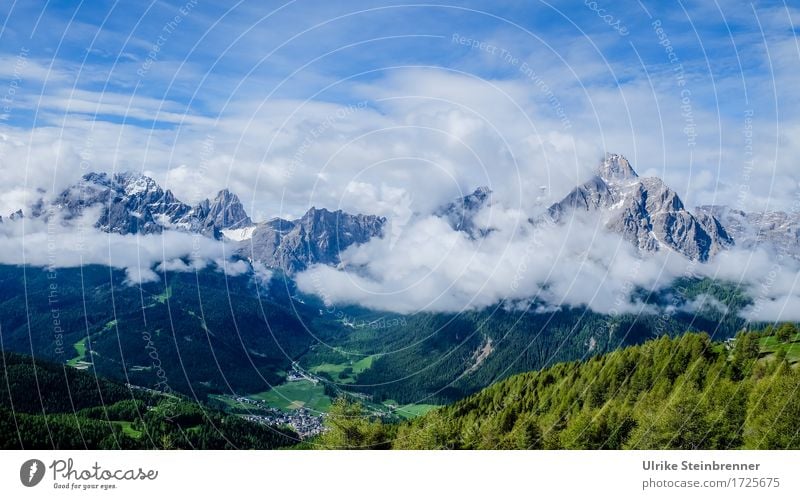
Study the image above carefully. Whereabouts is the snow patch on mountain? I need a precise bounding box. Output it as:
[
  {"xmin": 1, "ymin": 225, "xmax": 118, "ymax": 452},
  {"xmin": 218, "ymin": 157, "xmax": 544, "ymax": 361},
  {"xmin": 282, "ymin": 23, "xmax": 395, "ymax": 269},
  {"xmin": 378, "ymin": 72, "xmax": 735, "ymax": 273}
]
[{"xmin": 222, "ymin": 225, "xmax": 258, "ymax": 241}]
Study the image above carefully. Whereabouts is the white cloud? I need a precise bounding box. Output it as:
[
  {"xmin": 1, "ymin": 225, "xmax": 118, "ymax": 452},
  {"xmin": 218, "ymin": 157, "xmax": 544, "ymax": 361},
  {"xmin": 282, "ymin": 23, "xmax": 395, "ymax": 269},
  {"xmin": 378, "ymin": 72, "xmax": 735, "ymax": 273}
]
[
  {"xmin": 295, "ymin": 199, "xmax": 800, "ymax": 322},
  {"xmin": 742, "ymin": 295, "xmax": 800, "ymax": 323},
  {"xmin": 252, "ymin": 261, "xmax": 274, "ymax": 287},
  {"xmin": 0, "ymin": 213, "xmax": 255, "ymax": 285},
  {"xmin": 3, "ymin": 60, "xmax": 799, "ymax": 222}
]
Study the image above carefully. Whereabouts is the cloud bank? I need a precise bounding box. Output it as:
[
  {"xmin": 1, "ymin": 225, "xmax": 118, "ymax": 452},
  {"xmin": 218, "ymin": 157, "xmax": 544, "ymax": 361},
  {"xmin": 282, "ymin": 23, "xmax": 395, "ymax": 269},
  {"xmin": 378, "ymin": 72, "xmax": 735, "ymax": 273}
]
[
  {"xmin": 1, "ymin": 189, "xmax": 798, "ymax": 323},
  {"xmin": 0, "ymin": 210, "xmax": 252, "ymax": 284},
  {"xmin": 295, "ymin": 200, "xmax": 800, "ymax": 322}
]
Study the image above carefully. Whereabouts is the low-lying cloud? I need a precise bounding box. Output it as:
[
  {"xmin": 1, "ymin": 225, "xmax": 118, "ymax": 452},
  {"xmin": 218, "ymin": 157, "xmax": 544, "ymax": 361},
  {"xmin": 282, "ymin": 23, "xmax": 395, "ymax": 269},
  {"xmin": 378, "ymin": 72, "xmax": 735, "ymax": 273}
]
[
  {"xmin": 2, "ymin": 195, "xmax": 799, "ymax": 323},
  {"xmin": 0, "ymin": 210, "xmax": 252, "ymax": 284},
  {"xmin": 295, "ymin": 201, "xmax": 800, "ymax": 323}
]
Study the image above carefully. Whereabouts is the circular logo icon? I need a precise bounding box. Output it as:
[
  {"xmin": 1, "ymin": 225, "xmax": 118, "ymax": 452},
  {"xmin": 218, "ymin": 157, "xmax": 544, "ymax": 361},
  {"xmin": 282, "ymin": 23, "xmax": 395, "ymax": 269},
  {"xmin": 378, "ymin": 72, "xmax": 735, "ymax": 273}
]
[{"xmin": 20, "ymin": 459, "xmax": 45, "ymax": 487}]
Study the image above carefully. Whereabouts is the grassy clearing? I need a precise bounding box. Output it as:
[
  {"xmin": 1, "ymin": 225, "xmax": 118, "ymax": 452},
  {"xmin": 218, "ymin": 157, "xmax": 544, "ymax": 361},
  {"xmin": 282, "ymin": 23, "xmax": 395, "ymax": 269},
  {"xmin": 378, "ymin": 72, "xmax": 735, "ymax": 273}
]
[
  {"xmin": 67, "ymin": 338, "xmax": 88, "ymax": 367},
  {"xmin": 154, "ymin": 286, "xmax": 172, "ymax": 304},
  {"xmin": 208, "ymin": 395, "xmax": 246, "ymax": 411},
  {"xmin": 376, "ymin": 400, "xmax": 439, "ymax": 419},
  {"xmin": 251, "ymin": 380, "xmax": 332, "ymax": 413},
  {"xmin": 393, "ymin": 404, "xmax": 439, "ymax": 419},
  {"xmin": 67, "ymin": 320, "xmax": 117, "ymax": 367},
  {"xmin": 309, "ymin": 355, "xmax": 377, "ymax": 383},
  {"xmin": 113, "ymin": 421, "xmax": 142, "ymax": 439},
  {"xmin": 760, "ymin": 333, "xmax": 800, "ymax": 364}
]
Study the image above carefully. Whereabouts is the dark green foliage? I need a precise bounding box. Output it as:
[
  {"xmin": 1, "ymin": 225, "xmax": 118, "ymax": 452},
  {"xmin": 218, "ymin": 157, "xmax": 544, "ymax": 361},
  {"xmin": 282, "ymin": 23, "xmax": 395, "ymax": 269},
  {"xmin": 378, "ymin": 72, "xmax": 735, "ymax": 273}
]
[
  {"xmin": 776, "ymin": 323, "xmax": 798, "ymax": 342},
  {"xmin": 78, "ymin": 400, "xmax": 146, "ymax": 421},
  {"xmin": 393, "ymin": 327, "xmax": 800, "ymax": 449},
  {"xmin": 0, "ymin": 351, "xmax": 299, "ymax": 449},
  {"xmin": 0, "ymin": 265, "xmax": 349, "ymax": 399},
  {"xmin": 0, "ymin": 407, "xmax": 136, "ymax": 449},
  {"xmin": 744, "ymin": 363, "xmax": 800, "ymax": 449},
  {"xmin": 315, "ymin": 398, "xmax": 394, "ymax": 449},
  {"xmin": 0, "ymin": 264, "xmax": 751, "ymax": 408},
  {"xmin": 312, "ymin": 286, "xmax": 748, "ymax": 405},
  {"xmin": 730, "ymin": 330, "xmax": 762, "ymax": 380},
  {"xmin": 0, "ymin": 351, "xmax": 135, "ymax": 413}
]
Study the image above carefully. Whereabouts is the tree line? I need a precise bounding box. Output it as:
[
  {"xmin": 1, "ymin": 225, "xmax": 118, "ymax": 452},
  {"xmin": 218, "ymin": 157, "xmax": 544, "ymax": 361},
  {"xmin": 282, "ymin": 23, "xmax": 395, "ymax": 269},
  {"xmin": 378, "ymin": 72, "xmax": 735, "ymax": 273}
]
[{"xmin": 314, "ymin": 324, "xmax": 800, "ymax": 449}]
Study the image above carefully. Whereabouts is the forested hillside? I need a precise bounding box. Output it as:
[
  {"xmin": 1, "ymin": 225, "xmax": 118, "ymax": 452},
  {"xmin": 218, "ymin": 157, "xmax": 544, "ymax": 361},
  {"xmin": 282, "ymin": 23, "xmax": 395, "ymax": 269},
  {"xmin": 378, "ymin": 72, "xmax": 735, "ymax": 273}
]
[
  {"xmin": 316, "ymin": 325, "xmax": 800, "ymax": 449},
  {"xmin": 0, "ymin": 264, "xmax": 348, "ymax": 398},
  {"xmin": 393, "ymin": 325, "xmax": 800, "ymax": 449},
  {"xmin": 0, "ymin": 263, "xmax": 751, "ymax": 407},
  {"xmin": 0, "ymin": 351, "xmax": 299, "ymax": 449},
  {"xmin": 302, "ymin": 276, "xmax": 751, "ymax": 404}
]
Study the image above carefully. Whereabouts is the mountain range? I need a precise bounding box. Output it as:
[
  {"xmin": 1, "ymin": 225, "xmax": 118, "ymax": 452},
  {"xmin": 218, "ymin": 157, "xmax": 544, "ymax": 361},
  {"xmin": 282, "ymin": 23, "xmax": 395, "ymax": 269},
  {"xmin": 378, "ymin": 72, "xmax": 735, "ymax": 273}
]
[
  {"xmin": 237, "ymin": 208, "xmax": 385, "ymax": 274},
  {"xmin": 0, "ymin": 153, "xmax": 777, "ymax": 408},
  {"xmin": 36, "ymin": 171, "xmax": 252, "ymax": 238},
  {"xmin": 4, "ymin": 153, "xmax": 798, "ymax": 275},
  {"xmin": 545, "ymin": 153, "xmax": 734, "ymax": 262}
]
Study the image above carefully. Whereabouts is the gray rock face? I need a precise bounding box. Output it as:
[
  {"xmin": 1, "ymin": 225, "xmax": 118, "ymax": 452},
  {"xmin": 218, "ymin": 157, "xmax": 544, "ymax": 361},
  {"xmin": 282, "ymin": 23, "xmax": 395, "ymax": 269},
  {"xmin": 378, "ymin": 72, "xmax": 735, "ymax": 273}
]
[
  {"xmin": 597, "ymin": 152, "xmax": 638, "ymax": 181},
  {"xmin": 202, "ymin": 189, "xmax": 252, "ymax": 230},
  {"xmin": 49, "ymin": 172, "xmax": 251, "ymax": 237},
  {"xmin": 435, "ymin": 186, "xmax": 493, "ymax": 238},
  {"xmin": 51, "ymin": 172, "xmax": 167, "ymax": 235},
  {"xmin": 546, "ymin": 153, "xmax": 732, "ymax": 261},
  {"xmin": 696, "ymin": 205, "xmax": 800, "ymax": 258},
  {"xmin": 15, "ymin": 158, "xmax": 797, "ymax": 281},
  {"xmin": 240, "ymin": 207, "xmax": 385, "ymax": 274},
  {"xmin": 173, "ymin": 189, "xmax": 252, "ymax": 237},
  {"xmin": 0, "ymin": 209, "xmax": 26, "ymax": 224},
  {"xmin": 547, "ymin": 175, "xmax": 616, "ymax": 222},
  {"xmin": 611, "ymin": 177, "xmax": 733, "ymax": 260},
  {"xmin": 33, "ymin": 171, "xmax": 383, "ymax": 274}
]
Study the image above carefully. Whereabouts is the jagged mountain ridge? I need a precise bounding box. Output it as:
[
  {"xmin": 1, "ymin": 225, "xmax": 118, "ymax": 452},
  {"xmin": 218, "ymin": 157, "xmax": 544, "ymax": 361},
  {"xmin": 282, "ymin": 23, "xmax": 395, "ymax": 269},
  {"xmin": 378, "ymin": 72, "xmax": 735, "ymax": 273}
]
[
  {"xmin": 0, "ymin": 209, "xmax": 23, "ymax": 224},
  {"xmin": 239, "ymin": 207, "xmax": 386, "ymax": 274},
  {"xmin": 696, "ymin": 205, "xmax": 800, "ymax": 258},
  {"xmin": 7, "ymin": 155, "xmax": 799, "ymax": 275},
  {"xmin": 435, "ymin": 185, "xmax": 493, "ymax": 239},
  {"xmin": 23, "ymin": 171, "xmax": 384, "ymax": 275},
  {"xmin": 546, "ymin": 153, "xmax": 733, "ymax": 262},
  {"xmin": 43, "ymin": 171, "xmax": 251, "ymax": 238}
]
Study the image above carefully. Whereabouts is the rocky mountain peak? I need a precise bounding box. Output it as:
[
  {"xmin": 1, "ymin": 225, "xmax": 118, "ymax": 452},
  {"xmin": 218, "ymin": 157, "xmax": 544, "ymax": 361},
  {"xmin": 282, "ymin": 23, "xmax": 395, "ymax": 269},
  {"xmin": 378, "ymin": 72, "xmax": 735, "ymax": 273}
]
[
  {"xmin": 635, "ymin": 177, "xmax": 685, "ymax": 213},
  {"xmin": 203, "ymin": 188, "xmax": 252, "ymax": 230},
  {"xmin": 81, "ymin": 171, "xmax": 114, "ymax": 187},
  {"xmin": 547, "ymin": 175, "xmax": 615, "ymax": 222},
  {"xmin": 598, "ymin": 153, "xmax": 638, "ymax": 182},
  {"xmin": 470, "ymin": 185, "xmax": 492, "ymax": 201},
  {"xmin": 13, "ymin": 159, "xmax": 798, "ymax": 279},
  {"xmin": 435, "ymin": 186, "xmax": 493, "ymax": 238},
  {"xmin": 117, "ymin": 172, "xmax": 161, "ymax": 197},
  {"xmin": 240, "ymin": 206, "xmax": 385, "ymax": 275},
  {"xmin": 213, "ymin": 188, "xmax": 239, "ymax": 206},
  {"xmin": 301, "ymin": 206, "xmax": 326, "ymax": 219},
  {"xmin": 42, "ymin": 171, "xmax": 253, "ymax": 238},
  {"xmin": 696, "ymin": 205, "xmax": 799, "ymax": 258},
  {"xmin": 546, "ymin": 156, "xmax": 731, "ymax": 261}
]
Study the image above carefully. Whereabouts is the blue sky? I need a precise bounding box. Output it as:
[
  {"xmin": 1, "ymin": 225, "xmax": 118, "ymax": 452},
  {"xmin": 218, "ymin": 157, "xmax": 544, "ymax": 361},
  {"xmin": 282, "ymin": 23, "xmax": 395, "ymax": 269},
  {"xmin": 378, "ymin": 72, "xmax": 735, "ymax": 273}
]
[
  {"xmin": 0, "ymin": 0, "xmax": 798, "ymax": 219},
  {"xmin": 0, "ymin": 1, "xmax": 786, "ymax": 117}
]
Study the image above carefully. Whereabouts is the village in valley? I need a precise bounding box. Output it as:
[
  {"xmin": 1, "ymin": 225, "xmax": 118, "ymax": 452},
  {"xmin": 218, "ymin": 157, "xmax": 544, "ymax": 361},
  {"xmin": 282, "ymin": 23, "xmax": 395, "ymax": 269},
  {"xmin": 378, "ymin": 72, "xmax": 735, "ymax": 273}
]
[
  {"xmin": 226, "ymin": 364, "xmax": 328, "ymax": 438},
  {"xmin": 241, "ymin": 406, "xmax": 325, "ymax": 439},
  {"xmin": 221, "ymin": 363, "xmax": 421, "ymax": 439}
]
